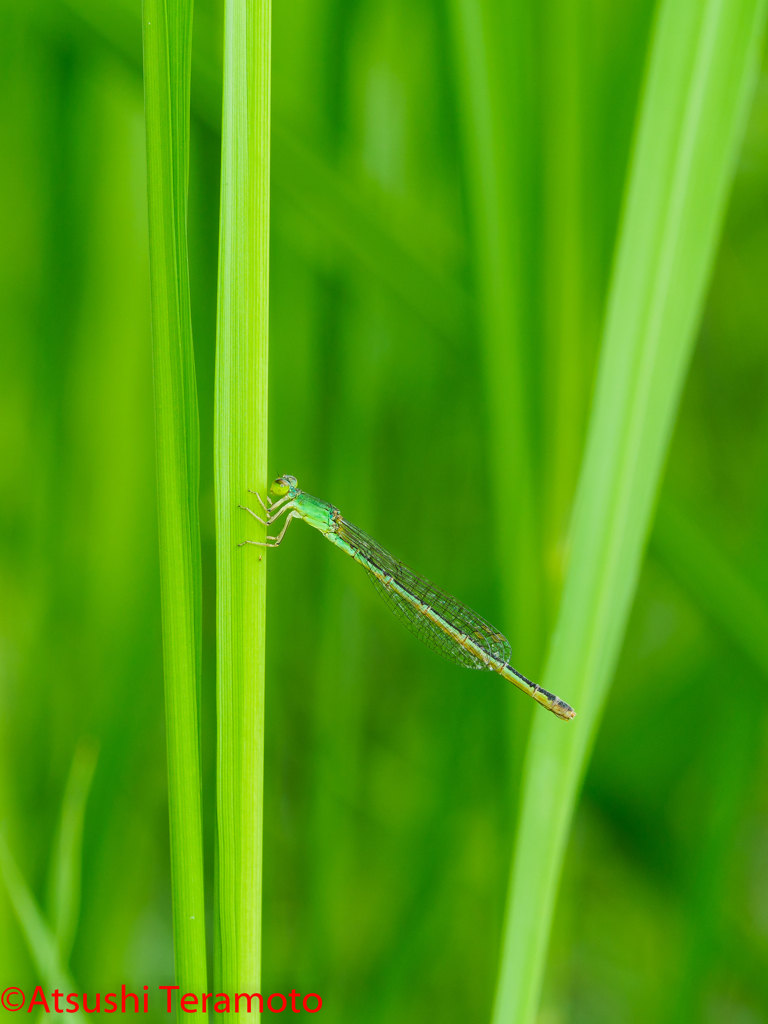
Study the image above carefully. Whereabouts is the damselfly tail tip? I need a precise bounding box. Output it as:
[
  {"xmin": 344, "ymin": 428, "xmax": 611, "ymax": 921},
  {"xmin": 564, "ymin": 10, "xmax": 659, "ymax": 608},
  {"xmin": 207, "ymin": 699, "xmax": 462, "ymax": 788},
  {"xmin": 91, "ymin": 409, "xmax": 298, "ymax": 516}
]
[{"xmin": 537, "ymin": 686, "xmax": 576, "ymax": 721}]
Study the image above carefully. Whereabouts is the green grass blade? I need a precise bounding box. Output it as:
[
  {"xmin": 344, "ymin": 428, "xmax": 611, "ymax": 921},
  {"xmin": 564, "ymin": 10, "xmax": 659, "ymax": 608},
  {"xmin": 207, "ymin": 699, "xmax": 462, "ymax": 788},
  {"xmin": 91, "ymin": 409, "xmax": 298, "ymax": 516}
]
[
  {"xmin": 215, "ymin": 0, "xmax": 271, "ymax": 1000},
  {"xmin": 142, "ymin": 0, "xmax": 208, "ymax": 998},
  {"xmin": 0, "ymin": 834, "xmax": 81, "ymax": 1021},
  {"xmin": 46, "ymin": 738, "xmax": 98, "ymax": 965},
  {"xmin": 491, "ymin": 2, "xmax": 767, "ymax": 1022}
]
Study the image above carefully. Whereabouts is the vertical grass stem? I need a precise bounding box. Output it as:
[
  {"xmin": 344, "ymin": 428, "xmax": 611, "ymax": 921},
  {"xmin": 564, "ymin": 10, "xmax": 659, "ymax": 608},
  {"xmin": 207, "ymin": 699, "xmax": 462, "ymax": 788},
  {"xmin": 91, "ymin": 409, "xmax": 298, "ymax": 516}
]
[
  {"xmin": 214, "ymin": 0, "xmax": 271, "ymax": 1003},
  {"xmin": 142, "ymin": 0, "xmax": 208, "ymax": 999}
]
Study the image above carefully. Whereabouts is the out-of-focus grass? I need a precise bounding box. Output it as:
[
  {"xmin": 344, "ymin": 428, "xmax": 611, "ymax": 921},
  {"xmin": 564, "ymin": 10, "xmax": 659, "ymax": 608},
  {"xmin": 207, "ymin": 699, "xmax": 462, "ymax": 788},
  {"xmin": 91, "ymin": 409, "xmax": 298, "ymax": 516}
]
[
  {"xmin": 2, "ymin": 0, "xmax": 768, "ymax": 1022},
  {"xmin": 0, "ymin": 742, "xmax": 99, "ymax": 1024},
  {"xmin": 492, "ymin": 2, "xmax": 767, "ymax": 1020},
  {"xmin": 447, "ymin": 0, "xmax": 540, "ymax": 672},
  {"xmin": 0, "ymin": 10, "xmax": 167, "ymax": 1005},
  {"xmin": 0, "ymin": 834, "xmax": 81, "ymax": 1021},
  {"xmin": 47, "ymin": 739, "xmax": 99, "ymax": 965}
]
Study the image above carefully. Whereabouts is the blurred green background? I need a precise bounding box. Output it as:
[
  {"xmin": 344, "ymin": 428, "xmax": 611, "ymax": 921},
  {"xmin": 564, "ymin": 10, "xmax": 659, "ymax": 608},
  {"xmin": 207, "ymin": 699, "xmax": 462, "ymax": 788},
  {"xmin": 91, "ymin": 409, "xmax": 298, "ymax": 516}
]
[{"xmin": 2, "ymin": 0, "xmax": 768, "ymax": 1021}]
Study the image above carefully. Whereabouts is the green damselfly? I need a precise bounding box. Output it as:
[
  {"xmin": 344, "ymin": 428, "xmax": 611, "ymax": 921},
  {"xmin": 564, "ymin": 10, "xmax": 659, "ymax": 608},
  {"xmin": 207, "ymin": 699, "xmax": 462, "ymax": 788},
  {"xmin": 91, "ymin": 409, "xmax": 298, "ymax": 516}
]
[{"xmin": 240, "ymin": 475, "xmax": 575, "ymax": 721}]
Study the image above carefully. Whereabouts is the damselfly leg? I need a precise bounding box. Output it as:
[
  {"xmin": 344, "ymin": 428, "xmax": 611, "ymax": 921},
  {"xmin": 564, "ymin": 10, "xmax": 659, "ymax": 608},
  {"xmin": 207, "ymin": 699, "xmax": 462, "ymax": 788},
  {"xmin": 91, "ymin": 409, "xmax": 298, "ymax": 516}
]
[{"xmin": 238, "ymin": 509, "xmax": 299, "ymax": 548}]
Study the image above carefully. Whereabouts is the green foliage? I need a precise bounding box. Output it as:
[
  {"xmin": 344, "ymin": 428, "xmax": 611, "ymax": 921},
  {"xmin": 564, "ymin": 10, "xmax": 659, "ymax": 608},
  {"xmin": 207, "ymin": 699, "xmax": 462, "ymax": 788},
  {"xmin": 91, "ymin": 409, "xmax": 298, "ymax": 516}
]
[
  {"xmin": 2, "ymin": 0, "xmax": 768, "ymax": 1022},
  {"xmin": 214, "ymin": 0, "xmax": 270, "ymax": 1000},
  {"xmin": 493, "ymin": 2, "xmax": 767, "ymax": 1021},
  {"xmin": 142, "ymin": 0, "xmax": 208, "ymax": 999},
  {"xmin": 0, "ymin": 744, "xmax": 97, "ymax": 1024},
  {"xmin": 0, "ymin": 834, "xmax": 80, "ymax": 1021},
  {"xmin": 47, "ymin": 739, "xmax": 99, "ymax": 965}
]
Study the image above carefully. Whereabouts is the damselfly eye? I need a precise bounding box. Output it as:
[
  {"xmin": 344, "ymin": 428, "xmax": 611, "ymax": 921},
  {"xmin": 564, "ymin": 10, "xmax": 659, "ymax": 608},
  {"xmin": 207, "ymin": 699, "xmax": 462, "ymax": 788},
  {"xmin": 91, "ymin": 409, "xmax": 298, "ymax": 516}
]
[{"xmin": 270, "ymin": 475, "xmax": 297, "ymax": 497}]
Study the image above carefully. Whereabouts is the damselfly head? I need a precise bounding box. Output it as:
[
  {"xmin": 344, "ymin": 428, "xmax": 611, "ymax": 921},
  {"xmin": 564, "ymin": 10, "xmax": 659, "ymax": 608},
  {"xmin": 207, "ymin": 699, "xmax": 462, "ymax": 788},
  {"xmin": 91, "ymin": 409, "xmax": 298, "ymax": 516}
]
[{"xmin": 270, "ymin": 475, "xmax": 298, "ymax": 497}]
